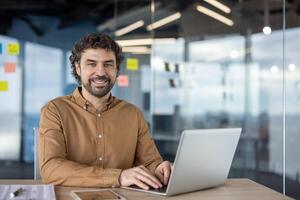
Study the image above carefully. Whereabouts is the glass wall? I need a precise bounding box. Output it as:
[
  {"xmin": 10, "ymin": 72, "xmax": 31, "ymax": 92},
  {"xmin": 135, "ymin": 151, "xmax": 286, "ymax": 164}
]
[
  {"xmin": 285, "ymin": 28, "xmax": 300, "ymax": 197},
  {"xmin": 112, "ymin": 1, "xmax": 153, "ymax": 123},
  {"xmin": 0, "ymin": 0, "xmax": 299, "ymax": 198},
  {"xmin": 149, "ymin": 0, "xmax": 298, "ymax": 198},
  {"xmin": 0, "ymin": 35, "xmax": 22, "ymax": 161},
  {"xmin": 23, "ymin": 42, "xmax": 64, "ymax": 162}
]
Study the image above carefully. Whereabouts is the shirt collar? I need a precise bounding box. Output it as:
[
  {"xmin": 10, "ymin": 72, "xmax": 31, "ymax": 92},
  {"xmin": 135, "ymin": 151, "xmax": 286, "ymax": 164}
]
[{"xmin": 72, "ymin": 87, "xmax": 115, "ymax": 111}]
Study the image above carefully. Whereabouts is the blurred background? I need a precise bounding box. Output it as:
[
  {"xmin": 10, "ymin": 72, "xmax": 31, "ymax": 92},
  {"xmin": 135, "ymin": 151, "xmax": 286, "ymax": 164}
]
[{"xmin": 0, "ymin": 0, "xmax": 299, "ymax": 198}]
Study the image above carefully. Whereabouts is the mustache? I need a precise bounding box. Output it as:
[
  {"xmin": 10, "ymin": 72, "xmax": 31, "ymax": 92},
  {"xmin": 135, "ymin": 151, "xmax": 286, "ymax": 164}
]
[{"xmin": 90, "ymin": 76, "xmax": 109, "ymax": 82}]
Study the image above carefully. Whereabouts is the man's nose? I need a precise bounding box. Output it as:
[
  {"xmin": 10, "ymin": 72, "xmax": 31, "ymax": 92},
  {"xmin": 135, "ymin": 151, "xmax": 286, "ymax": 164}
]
[{"xmin": 95, "ymin": 64, "xmax": 106, "ymax": 76}]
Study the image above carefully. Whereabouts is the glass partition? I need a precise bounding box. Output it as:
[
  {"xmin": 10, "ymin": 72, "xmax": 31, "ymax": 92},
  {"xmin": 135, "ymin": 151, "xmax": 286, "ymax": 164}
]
[
  {"xmin": 150, "ymin": 0, "xmax": 289, "ymax": 196},
  {"xmin": 285, "ymin": 21, "xmax": 300, "ymax": 197},
  {"xmin": 0, "ymin": 35, "xmax": 22, "ymax": 161},
  {"xmin": 0, "ymin": 0, "xmax": 299, "ymax": 198},
  {"xmin": 112, "ymin": 0, "xmax": 153, "ymax": 123},
  {"xmin": 23, "ymin": 42, "xmax": 64, "ymax": 162}
]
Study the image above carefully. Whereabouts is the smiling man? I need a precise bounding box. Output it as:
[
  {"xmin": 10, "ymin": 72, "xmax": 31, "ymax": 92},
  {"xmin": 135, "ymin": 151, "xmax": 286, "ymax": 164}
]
[{"xmin": 38, "ymin": 33, "xmax": 172, "ymax": 189}]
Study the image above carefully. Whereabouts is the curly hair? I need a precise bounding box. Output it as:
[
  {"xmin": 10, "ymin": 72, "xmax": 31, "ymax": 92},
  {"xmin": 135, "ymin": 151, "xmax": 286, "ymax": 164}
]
[{"xmin": 69, "ymin": 33, "xmax": 124, "ymax": 85}]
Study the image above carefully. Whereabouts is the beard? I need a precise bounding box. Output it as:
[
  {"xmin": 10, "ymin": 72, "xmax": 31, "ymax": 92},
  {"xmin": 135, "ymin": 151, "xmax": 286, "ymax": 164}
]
[{"xmin": 82, "ymin": 75, "xmax": 116, "ymax": 98}]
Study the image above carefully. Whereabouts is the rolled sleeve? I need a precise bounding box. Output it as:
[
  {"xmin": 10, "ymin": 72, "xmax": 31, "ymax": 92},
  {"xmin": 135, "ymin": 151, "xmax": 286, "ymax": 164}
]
[{"xmin": 134, "ymin": 108, "xmax": 163, "ymax": 174}]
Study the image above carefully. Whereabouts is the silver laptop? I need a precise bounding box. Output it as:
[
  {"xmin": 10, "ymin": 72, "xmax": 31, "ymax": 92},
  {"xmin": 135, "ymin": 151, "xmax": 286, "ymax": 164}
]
[{"xmin": 122, "ymin": 128, "xmax": 241, "ymax": 196}]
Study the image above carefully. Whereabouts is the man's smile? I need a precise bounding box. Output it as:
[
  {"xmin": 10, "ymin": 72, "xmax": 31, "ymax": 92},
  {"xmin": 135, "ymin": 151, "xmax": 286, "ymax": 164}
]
[{"xmin": 91, "ymin": 79, "xmax": 108, "ymax": 87}]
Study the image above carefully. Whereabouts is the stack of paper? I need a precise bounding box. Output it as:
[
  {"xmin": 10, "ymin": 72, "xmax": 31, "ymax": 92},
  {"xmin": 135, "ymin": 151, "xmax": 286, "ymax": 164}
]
[{"xmin": 0, "ymin": 184, "xmax": 56, "ymax": 200}]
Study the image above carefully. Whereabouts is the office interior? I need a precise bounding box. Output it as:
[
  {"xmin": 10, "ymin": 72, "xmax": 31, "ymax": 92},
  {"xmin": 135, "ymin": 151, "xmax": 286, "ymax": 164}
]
[{"xmin": 0, "ymin": 0, "xmax": 299, "ymax": 199}]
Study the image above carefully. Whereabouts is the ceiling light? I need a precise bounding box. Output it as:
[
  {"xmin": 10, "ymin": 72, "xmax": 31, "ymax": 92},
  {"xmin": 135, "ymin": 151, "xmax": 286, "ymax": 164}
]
[
  {"xmin": 196, "ymin": 5, "xmax": 234, "ymax": 26},
  {"xmin": 116, "ymin": 38, "xmax": 176, "ymax": 46},
  {"xmin": 270, "ymin": 65, "xmax": 279, "ymax": 73},
  {"xmin": 262, "ymin": 0, "xmax": 272, "ymax": 35},
  {"xmin": 147, "ymin": 12, "xmax": 181, "ymax": 31},
  {"xmin": 122, "ymin": 46, "xmax": 151, "ymax": 54},
  {"xmin": 230, "ymin": 50, "xmax": 239, "ymax": 59},
  {"xmin": 263, "ymin": 26, "xmax": 272, "ymax": 35},
  {"xmin": 288, "ymin": 64, "xmax": 296, "ymax": 71},
  {"xmin": 114, "ymin": 20, "xmax": 144, "ymax": 37},
  {"xmin": 204, "ymin": 0, "xmax": 231, "ymax": 13}
]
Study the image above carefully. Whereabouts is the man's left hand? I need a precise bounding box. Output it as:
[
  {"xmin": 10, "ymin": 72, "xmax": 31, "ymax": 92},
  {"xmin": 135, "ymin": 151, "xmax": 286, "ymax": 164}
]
[{"xmin": 154, "ymin": 161, "xmax": 173, "ymax": 185}]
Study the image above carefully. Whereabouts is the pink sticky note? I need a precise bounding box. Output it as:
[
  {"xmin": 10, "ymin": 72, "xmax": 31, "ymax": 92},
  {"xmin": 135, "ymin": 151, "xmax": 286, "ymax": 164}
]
[
  {"xmin": 4, "ymin": 62, "xmax": 16, "ymax": 73},
  {"xmin": 117, "ymin": 75, "xmax": 129, "ymax": 87}
]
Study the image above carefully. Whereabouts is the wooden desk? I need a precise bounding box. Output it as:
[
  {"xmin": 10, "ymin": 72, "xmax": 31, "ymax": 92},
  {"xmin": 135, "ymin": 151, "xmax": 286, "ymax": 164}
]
[{"xmin": 0, "ymin": 179, "xmax": 293, "ymax": 200}]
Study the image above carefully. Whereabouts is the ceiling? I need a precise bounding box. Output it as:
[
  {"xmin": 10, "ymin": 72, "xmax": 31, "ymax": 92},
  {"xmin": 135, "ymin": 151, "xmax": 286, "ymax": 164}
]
[{"xmin": 1, "ymin": 0, "xmax": 300, "ymax": 38}]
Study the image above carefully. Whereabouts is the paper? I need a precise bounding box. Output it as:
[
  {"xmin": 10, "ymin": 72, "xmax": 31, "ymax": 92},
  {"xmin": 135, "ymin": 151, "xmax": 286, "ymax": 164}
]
[
  {"xmin": 117, "ymin": 75, "xmax": 129, "ymax": 87},
  {"xmin": 126, "ymin": 58, "xmax": 139, "ymax": 71},
  {"xmin": 0, "ymin": 81, "xmax": 8, "ymax": 91},
  {"xmin": 4, "ymin": 62, "xmax": 16, "ymax": 73},
  {"xmin": 0, "ymin": 184, "xmax": 56, "ymax": 200},
  {"xmin": 7, "ymin": 43, "xmax": 20, "ymax": 55}
]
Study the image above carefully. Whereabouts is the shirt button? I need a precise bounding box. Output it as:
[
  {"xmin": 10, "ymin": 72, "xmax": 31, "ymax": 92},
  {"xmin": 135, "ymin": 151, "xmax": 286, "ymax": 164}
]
[
  {"xmin": 99, "ymin": 157, "xmax": 102, "ymax": 161},
  {"xmin": 97, "ymin": 113, "xmax": 101, "ymax": 117},
  {"xmin": 98, "ymin": 134, "xmax": 102, "ymax": 139}
]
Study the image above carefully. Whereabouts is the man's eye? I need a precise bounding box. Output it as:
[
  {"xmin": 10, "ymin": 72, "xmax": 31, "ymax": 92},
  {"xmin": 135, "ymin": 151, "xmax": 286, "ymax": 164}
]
[
  {"xmin": 104, "ymin": 63, "xmax": 113, "ymax": 67},
  {"xmin": 88, "ymin": 63, "xmax": 96, "ymax": 67}
]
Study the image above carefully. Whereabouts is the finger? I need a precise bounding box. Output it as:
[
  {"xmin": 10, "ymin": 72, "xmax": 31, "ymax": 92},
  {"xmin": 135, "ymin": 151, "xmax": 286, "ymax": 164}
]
[
  {"xmin": 170, "ymin": 163, "xmax": 174, "ymax": 172},
  {"xmin": 135, "ymin": 173, "xmax": 160, "ymax": 189},
  {"xmin": 155, "ymin": 170, "xmax": 164, "ymax": 183},
  {"xmin": 135, "ymin": 167, "xmax": 162, "ymax": 188},
  {"xmin": 133, "ymin": 178, "xmax": 150, "ymax": 190},
  {"xmin": 163, "ymin": 166, "xmax": 171, "ymax": 185},
  {"xmin": 137, "ymin": 166, "xmax": 162, "ymax": 187}
]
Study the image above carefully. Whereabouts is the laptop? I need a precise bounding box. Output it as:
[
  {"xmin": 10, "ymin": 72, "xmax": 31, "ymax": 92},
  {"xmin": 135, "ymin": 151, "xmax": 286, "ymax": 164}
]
[{"xmin": 122, "ymin": 128, "xmax": 241, "ymax": 196}]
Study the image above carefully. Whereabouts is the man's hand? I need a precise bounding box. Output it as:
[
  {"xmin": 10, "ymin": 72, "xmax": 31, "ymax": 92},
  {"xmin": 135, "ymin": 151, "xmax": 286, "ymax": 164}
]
[
  {"xmin": 154, "ymin": 161, "xmax": 173, "ymax": 185},
  {"xmin": 119, "ymin": 165, "xmax": 163, "ymax": 190}
]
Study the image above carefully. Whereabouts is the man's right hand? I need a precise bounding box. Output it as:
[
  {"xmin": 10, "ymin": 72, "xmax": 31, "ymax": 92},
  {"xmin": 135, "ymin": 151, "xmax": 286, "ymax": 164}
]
[{"xmin": 119, "ymin": 165, "xmax": 163, "ymax": 190}]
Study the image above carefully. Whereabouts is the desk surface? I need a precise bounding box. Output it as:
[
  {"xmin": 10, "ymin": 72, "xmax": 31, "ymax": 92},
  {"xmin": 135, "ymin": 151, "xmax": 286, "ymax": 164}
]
[{"xmin": 0, "ymin": 179, "xmax": 293, "ymax": 200}]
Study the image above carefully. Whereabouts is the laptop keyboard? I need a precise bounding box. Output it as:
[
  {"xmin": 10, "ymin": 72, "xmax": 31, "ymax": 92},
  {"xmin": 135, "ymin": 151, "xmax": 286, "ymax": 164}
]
[
  {"xmin": 129, "ymin": 185, "xmax": 168, "ymax": 193},
  {"xmin": 150, "ymin": 186, "xmax": 167, "ymax": 193}
]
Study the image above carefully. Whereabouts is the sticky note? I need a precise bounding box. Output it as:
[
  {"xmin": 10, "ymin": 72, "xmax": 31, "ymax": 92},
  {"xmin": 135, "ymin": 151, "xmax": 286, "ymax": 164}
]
[
  {"xmin": 117, "ymin": 75, "xmax": 129, "ymax": 87},
  {"xmin": 169, "ymin": 79, "xmax": 176, "ymax": 88},
  {"xmin": 175, "ymin": 63, "xmax": 180, "ymax": 73},
  {"xmin": 7, "ymin": 43, "xmax": 20, "ymax": 55},
  {"xmin": 165, "ymin": 62, "xmax": 170, "ymax": 72},
  {"xmin": 126, "ymin": 58, "xmax": 139, "ymax": 71},
  {"xmin": 0, "ymin": 81, "xmax": 8, "ymax": 91},
  {"xmin": 4, "ymin": 62, "xmax": 16, "ymax": 73},
  {"xmin": 0, "ymin": 43, "xmax": 2, "ymax": 54}
]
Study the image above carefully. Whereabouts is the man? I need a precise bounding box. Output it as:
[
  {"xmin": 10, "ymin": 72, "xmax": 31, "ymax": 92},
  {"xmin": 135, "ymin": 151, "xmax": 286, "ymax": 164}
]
[{"xmin": 39, "ymin": 33, "xmax": 172, "ymax": 189}]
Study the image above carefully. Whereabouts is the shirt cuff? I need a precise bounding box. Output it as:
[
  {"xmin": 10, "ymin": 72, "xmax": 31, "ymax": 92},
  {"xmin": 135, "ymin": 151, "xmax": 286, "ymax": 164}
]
[
  {"xmin": 146, "ymin": 160, "xmax": 163, "ymax": 175},
  {"xmin": 109, "ymin": 169, "xmax": 123, "ymax": 187}
]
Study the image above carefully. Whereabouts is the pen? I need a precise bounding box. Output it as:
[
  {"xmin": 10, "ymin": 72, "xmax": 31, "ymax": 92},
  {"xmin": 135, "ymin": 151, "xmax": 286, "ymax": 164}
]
[{"xmin": 9, "ymin": 187, "xmax": 24, "ymax": 198}]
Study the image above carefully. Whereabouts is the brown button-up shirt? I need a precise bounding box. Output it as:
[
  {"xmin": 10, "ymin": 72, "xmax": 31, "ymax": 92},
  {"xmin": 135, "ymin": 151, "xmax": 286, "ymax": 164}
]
[{"xmin": 39, "ymin": 87, "xmax": 163, "ymax": 187}]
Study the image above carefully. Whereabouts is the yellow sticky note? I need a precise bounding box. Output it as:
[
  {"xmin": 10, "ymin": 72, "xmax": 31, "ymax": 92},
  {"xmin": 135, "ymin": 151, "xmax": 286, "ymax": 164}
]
[
  {"xmin": 0, "ymin": 81, "xmax": 8, "ymax": 91},
  {"xmin": 126, "ymin": 58, "xmax": 139, "ymax": 71},
  {"xmin": 7, "ymin": 43, "xmax": 20, "ymax": 55}
]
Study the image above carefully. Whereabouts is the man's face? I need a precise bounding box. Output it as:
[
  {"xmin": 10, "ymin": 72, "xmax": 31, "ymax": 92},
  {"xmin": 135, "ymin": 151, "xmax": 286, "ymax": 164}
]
[{"xmin": 76, "ymin": 48, "xmax": 118, "ymax": 98}]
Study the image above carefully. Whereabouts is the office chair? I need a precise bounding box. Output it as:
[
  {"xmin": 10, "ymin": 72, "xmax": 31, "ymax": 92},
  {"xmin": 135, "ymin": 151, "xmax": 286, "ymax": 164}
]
[{"xmin": 33, "ymin": 127, "xmax": 41, "ymax": 180}]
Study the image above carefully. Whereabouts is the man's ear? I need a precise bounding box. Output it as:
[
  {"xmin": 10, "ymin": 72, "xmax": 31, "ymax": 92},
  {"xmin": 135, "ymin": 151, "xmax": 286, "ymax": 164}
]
[{"xmin": 75, "ymin": 62, "xmax": 81, "ymax": 76}]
